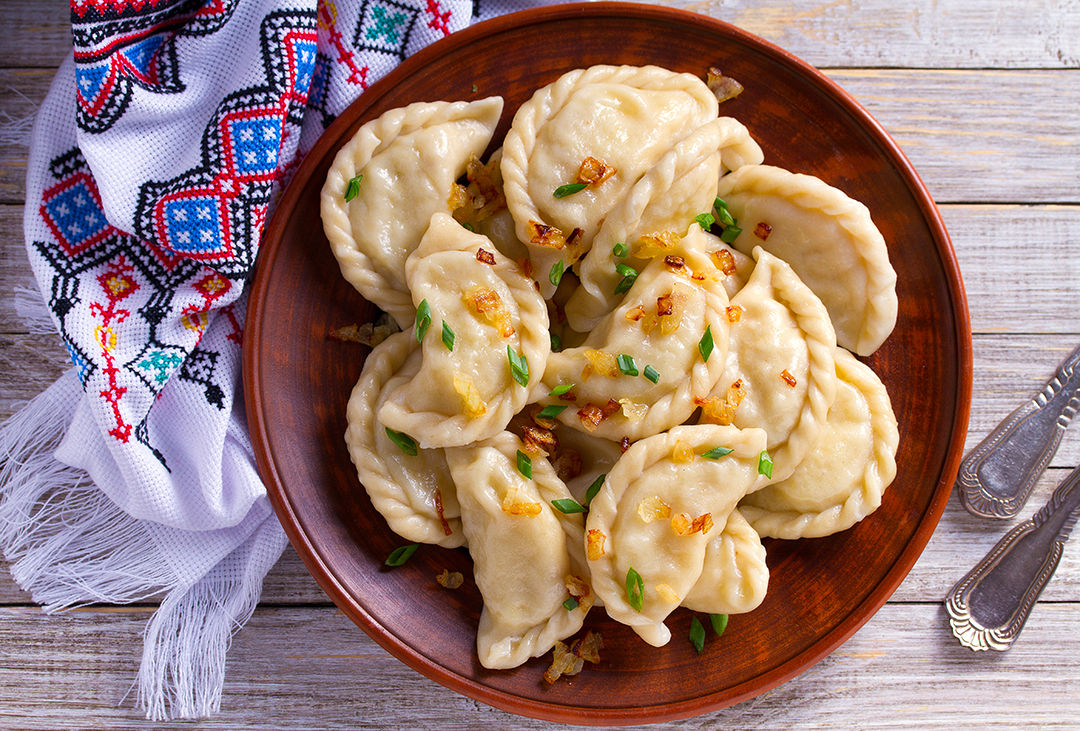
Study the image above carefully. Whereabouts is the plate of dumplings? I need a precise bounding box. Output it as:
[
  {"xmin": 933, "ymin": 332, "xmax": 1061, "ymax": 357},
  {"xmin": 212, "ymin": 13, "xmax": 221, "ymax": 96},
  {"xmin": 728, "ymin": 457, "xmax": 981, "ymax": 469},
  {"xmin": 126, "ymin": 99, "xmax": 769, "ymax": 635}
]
[{"xmin": 244, "ymin": 3, "xmax": 972, "ymax": 724}]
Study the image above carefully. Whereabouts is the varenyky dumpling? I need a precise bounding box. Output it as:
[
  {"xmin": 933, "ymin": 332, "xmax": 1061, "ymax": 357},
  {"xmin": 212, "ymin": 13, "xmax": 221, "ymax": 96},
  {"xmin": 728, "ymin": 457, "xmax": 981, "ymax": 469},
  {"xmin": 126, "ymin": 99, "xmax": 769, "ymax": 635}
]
[
  {"xmin": 344, "ymin": 331, "xmax": 464, "ymax": 548},
  {"xmin": 740, "ymin": 347, "xmax": 899, "ymax": 539},
  {"xmin": 378, "ymin": 213, "xmax": 549, "ymax": 448},
  {"xmin": 700, "ymin": 247, "xmax": 837, "ymax": 485},
  {"xmin": 681, "ymin": 508, "xmax": 769, "ymax": 615},
  {"xmin": 445, "ymin": 432, "xmax": 591, "ymax": 669},
  {"xmin": 586, "ymin": 424, "xmax": 770, "ymax": 646},
  {"xmin": 538, "ymin": 245, "xmax": 730, "ymax": 442},
  {"xmin": 501, "ymin": 65, "xmax": 719, "ymax": 297},
  {"xmin": 322, "ymin": 97, "xmax": 504, "ymax": 328},
  {"xmin": 566, "ymin": 120, "xmax": 725, "ymax": 331},
  {"xmin": 715, "ymin": 164, "xmax": 898, "ymax": 355}
]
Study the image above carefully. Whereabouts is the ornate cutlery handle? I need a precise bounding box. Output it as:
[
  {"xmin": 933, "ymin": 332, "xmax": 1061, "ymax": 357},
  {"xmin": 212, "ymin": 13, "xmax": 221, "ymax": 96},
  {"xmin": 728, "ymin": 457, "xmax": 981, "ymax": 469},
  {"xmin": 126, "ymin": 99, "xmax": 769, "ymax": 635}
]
[
  {"xmin": 957, "ymin": 343, "xmax": 1080, "ymax": 518},
  {"xmin": 946, "ymin": 465, "xmax": 1080, "ymax": 651}
]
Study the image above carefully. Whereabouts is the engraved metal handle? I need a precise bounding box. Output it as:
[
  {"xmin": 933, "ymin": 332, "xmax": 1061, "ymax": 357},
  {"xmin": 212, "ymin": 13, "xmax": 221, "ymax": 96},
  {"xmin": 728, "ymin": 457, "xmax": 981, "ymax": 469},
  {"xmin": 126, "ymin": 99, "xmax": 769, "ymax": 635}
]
[
  {"xmin": 957, "ymin": 343, "xmax": 1080, "ymax": 518},
  {"xmin": 946, "ymin": 465, "xmax": 1080, "ymax": 651}
]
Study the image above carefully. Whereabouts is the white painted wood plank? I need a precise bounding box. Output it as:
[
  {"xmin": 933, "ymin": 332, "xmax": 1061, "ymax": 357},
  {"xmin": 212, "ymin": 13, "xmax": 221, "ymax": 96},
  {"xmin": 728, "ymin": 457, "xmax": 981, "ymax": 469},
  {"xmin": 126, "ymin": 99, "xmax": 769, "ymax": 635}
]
[{"xmin": 1, "ymin": 603, "xmax": 1078, "ymax": 729}]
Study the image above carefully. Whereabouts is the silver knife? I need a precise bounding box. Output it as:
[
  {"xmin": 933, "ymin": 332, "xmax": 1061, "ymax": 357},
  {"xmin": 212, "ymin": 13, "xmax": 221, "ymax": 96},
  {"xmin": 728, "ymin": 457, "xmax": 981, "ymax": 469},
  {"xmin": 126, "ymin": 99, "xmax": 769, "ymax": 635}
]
[
  {"xmin": 957, "ymin": 343, "xmax": 1080, "ymax": 519},
  {"xmin": 946, "ymin": 463, "xmax": 1080, "ymax": 650}
]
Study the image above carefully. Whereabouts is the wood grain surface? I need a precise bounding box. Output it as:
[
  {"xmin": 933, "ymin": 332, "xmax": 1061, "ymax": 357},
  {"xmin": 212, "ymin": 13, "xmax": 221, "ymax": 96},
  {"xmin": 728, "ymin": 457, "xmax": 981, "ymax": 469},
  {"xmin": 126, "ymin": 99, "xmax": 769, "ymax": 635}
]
[{"xmin": 1, "ymin": 0, "xmax": 1078, "ymax": 728}]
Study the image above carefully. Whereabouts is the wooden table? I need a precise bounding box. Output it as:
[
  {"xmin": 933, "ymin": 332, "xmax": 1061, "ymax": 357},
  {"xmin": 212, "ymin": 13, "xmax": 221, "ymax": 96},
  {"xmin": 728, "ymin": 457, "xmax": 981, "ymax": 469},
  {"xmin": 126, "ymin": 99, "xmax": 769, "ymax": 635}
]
[{"xmin": 2, "ymin": 1, "xmax": 1078, "ymax": 727}]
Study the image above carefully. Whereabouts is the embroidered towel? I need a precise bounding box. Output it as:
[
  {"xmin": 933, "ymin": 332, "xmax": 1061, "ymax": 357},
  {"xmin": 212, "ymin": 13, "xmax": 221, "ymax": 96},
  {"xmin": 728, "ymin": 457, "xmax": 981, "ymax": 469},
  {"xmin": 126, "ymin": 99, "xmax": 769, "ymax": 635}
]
[{"xmin": 0, "ymin": 0, "xmax": 549, "ymax": 720}]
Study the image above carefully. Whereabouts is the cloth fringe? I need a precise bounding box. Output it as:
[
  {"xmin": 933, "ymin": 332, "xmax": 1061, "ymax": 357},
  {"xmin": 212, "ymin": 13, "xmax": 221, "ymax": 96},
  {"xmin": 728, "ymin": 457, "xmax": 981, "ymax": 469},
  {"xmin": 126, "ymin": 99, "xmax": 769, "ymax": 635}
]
[
  {"xmin": 0, "ymin": 372, "xmax": 283, "ymax": 719},
  {"xmin": 12, "ymin": 285, "xmax": 57, "ymax": 335}
]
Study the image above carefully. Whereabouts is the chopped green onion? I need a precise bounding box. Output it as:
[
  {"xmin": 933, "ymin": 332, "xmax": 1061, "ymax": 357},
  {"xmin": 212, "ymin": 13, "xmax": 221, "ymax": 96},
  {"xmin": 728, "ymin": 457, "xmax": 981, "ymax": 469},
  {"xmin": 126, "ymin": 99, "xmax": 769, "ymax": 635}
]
[
  {"xmin": 720, "ymin": 224, "xmax": 743, "ymax": 243},
  {"xmin": 617, "ymin": 353, "xmax": 639, "ymax": 377},
  {"xmin": 344, "ymin": 174, "xmax": 363, "ymax": 202},
  {"xmin": 538, "ymin": 404, "xmax": 569, "ymax": 420},
  {"xmin": 550, "ymin": 332, "xmax": 562, "ymax": 351},
  {"xmin": 614, "ymin": 263, "xmax": 639, "ymax": 295},
  {"xmin": 551, "ymin": 498, "xmax": 586, "ymax": 514},
  {"xmin": 713, "ymin": 197, "xmax": 735, "ymax": 227},
  {"xmin": 516, "ymin": 449, "xmax": 533, "ymax": 479},
  {"xmin": 702, "ymin": 446, "xmax": 734, "ymax": 460},
  {"xmin": 710, "ymin": 613, "xmax": 729, "ymax": 636},
  {"xmin": 549, "ymin": 383, "xmax": 575, "ymax": 397},
  {"xmin": 563, "ymin": 597, "xmax": 579, "ymax": 611},
  {"xmin": 549, "ymin": 259, "xmax": 565, "ymax": 287},
  {"xmin": 698, "ymin": 325, "xmax": 715, "ymax": 362},
  {"xmin": 615, "ymin": 262, "xmax": 638, "ymax": 277},
  {"xmin": 471, "ymin": 83, "xmax": 479, "ymax": 93},
  {"xmin": 614, "ymin": 274, "xmax": 637, "ymax": 295},
  {"xmin": 612, "ymin": 242, "xmax": 629, "ymax": 258},
  {"xmin": 584, "ymin": 474, "xmax": 605, "ymax": 505},
  {"xmin": 643, "ymin": 364, "xmax": 660, "ymax": 384},
  {"xmin": 689, "ymin": 616, "xmax": 706, "ymax": 654},
  {"xmin": 384, "ymin": 427, "xmax": 418, "ymax": 456},
  {"xmin": 507, "ymin": 346, "xmax": 529, "ymax": 387},
  {"xmin": 758, "ymin": 450, "xmax": 774, "ymax": 478},
  {"xmin": 462, "ymin": 222, "xmax": 476, "ymax": 232},
  {"xmin": 626, "ymin": 567, "xmax": 644, "ymax": 612},
  {"xmin": 694, "ymin": 212, "xmax": 716, "ymax": 230},
  {"xmin": 441, "ymin": 321, "xmax": 455, "ymax": 351},
  {"xmin": 385, "ymin": 543, "xmax": 419, "ymax": 566},
  {"xmin": 415, "ymin": 299, "xmax": 431, "ymax": 343},
  {"xmin": 553, "ymin": 182, "xmax": 587, "ymax": 198}
]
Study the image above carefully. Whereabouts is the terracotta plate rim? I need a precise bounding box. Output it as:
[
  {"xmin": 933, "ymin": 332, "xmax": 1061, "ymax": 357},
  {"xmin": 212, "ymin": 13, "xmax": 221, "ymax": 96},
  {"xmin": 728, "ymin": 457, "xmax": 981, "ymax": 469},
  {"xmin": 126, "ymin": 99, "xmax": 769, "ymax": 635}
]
[{"xmin": 244, "ymin": 3, "xmax": 973, "ymax": 724}]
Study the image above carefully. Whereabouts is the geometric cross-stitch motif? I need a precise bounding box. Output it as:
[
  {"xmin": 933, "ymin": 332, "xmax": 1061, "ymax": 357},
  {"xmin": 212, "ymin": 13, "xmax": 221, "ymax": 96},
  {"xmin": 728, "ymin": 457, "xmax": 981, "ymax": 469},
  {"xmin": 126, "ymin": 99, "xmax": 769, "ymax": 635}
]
[{"xmin": 353, "ymin": 0, "xmax": 421, "ymax": 60}]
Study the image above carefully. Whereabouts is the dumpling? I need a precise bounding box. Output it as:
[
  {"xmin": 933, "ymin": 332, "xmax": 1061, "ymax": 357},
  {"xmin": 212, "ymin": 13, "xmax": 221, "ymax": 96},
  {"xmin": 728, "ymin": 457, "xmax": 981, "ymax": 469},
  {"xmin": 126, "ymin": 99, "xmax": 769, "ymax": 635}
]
[
  {"xmin": 681, "ymin": 508, "xmax": 768, "ymax": 615},
  {"xmin": 344, "ymin": 331, "xmax": 464, "ymax": 548},
  {"xmin": 700, "ymin": 247, "xmax": 837, "ymax": 484},
  {"xmin": 538, "ymin": 245, "xmax": 730, "ymax": 442},
  {"xmin": 501, "ymin": 65, "xmax": 719, "ymax": 297},
  {"xmin": 565, "ymin": 119, "xmax": 725, "ymax": 331},
  {"xmin": 715, "ymin": 164, "xmax": 897, "ymax": 355},
  {"xmin": 377, "ymin": 213, "xmax": 549, "ymax": 448},
  {"xmin": 585, "ymin": 424, "xmax": 769, "ymax": 646},
  {"xmin": 740, "ymin": 347, "xmax": 899, "ymax": 538},
  {"xmin": 545, "ymin": 423, "xmax": 624, "ymax": 507},
  {"xmin": 444, "ymin": 432, "xmax": 591, "ymax": 669},
  {"xmin": 322, "ymin": 97, "xmax": 504, "ymax": 328}
]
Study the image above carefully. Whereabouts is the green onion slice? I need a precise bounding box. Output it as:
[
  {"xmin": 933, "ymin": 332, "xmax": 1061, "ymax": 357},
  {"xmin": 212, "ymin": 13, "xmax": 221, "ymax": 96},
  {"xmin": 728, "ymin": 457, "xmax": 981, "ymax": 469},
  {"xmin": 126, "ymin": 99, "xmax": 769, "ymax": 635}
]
[
  {"xmin": 614, "ymin": 275, "xmax": 637, "ymax": 295},
  {"xmin": 550, "ymin": 332, "xmax": 562, "ymax": 352},
  {"xmin": 384, "ymin": 427, "xmax": 418, "ymax": 456},
  {"xmin": 720, "ymin": 224, "xmax": 743, "ymax": 243},
  {"xmin": 694, "ymin": 212, "xmax": 716, "ymax": 230},
  {"xmin": 549, "ymin": 383, "xmax": 575, "ymax": 397},
  {"xmin": 643, "ymin": 364, "xmax": 660, "ymax": 384},
  {"xmin": 551, "ymin": 498, "xmax": 586, "ymax": 514},
  {"xmin": 441, "ymin": 321, "xmax": 455, "ymax": 351},
  {"xmin": 710, "ymin": 613, "xmax": 729, "ymax": 636},
  {"xmin": 702, "ymin": 446, "xmax": 734, "ymax": 460},
  {"xmin": 626, "ymin": 567, "xmax": 644, "ymax": 612},
  {"xmin": 385, "ymin": 543, "xmax": 419, "ymax": 567},
  {"xmin": 713, "ymin": 197, "xmax": 735, "ymax": 227},
  {"xmin": 562, "ymin": 597, "xmax": 579, "ymax": 611},
  {"xmin": 549, "ymin": 259, "xmax": 565, "ymax": 287},
  {"xmin": 617, "ymin": 353, "xmax": 639, "ymax": 377},
  {"xmin": 415, "ymin": 299, "xmax": 431, "ymax": 343},
  {"xmin": 584, "ymin": 474, "xmax": 605, "ymax": 505},
  {"xmin": 615, "ymin": 262, "xmax": 638, "ymax": 277},
  {"xmin": 537, "ymin": 404, "xmax": 569, "ymax": 420},
  {"xmin": 516, "ymin": 449, "xmax": 533, "ymax": 479},
  {"xmin": 507, "ymin": 346, "xmax": 529, "ymax": 387},
  {"xmin": 553, "ymin": 182, "xmax": 587, "ymax": 198},
  {"xmin": 462, "ymin": 222, "xmax": 476, "ymax": 232},
  {"xmin": 344, "ymin": 174, "xmax": 363, "ymax": 202},
  {"xmin": 689, "ymin": 616, "xmax": 706, "ymax": 654},
  {"xmin": 698, "ymin": 325, "xmax": 715, "ymax": 362},
  {"xmin": 612, "ymin": 242, "xmax": 629, "ymax": 258},
  {"xmin": 758, "ymin": 450, "xmax": 774, "ymax": 478}
]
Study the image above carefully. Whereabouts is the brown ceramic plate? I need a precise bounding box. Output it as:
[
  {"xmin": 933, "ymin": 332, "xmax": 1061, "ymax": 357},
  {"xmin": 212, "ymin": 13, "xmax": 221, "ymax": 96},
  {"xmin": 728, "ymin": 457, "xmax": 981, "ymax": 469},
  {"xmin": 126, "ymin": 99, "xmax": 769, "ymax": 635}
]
[{"xmin": 244, "ymin": 3, "xmax": 971, "ymax": 724}]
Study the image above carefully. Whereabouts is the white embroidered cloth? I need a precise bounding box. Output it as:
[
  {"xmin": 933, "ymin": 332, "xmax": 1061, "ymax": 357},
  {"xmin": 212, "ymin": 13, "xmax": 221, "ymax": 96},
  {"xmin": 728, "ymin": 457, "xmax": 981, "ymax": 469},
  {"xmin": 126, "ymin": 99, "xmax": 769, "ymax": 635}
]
[{"xmin": 0, "ymin": 0, "xmax": 550, "ymax": 720}]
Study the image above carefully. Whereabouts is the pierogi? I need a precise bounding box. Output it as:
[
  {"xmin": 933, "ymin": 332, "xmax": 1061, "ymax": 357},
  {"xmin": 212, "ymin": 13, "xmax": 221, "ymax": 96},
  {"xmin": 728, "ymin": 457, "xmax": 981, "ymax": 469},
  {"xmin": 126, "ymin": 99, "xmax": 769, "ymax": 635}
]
[{"xmin": 326, "ymin": 67, "xmax": 900, "ymax": 670}]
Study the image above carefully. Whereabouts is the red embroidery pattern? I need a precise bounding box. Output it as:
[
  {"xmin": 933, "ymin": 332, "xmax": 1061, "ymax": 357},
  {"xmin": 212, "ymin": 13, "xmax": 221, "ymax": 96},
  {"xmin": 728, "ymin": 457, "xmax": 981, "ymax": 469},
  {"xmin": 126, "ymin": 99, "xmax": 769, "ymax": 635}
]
[
  {"xmin": 424, "ymin": 0, "xmax": 451, "ymax": 37},
  {"xmin": 90, "ymin": 256, "xmax": 139, "ymax": 442},
  {"xmin": 182, "ymin": 270, "xmax": 233, "ymax": 338},
  {"xmin": 319, "ymin": 1, "xmax": 369, "ymax": 88}
]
